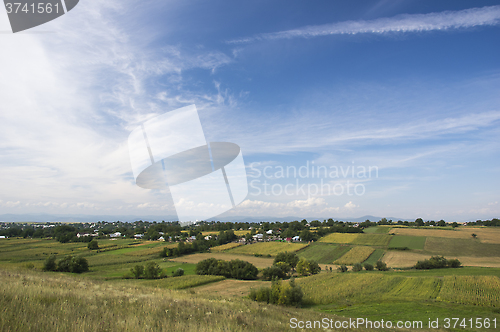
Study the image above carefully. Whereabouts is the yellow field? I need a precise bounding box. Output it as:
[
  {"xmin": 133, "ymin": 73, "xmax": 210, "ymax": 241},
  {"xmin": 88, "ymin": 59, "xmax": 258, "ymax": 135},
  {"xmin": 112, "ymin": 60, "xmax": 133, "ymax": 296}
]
[
  {"xmin": 318, "ymin": 233, "xmax": 359, "ymax": 244},
  {"xmin": 210, "ymin": 242, "xmax": 242, "ymax": 252},
  {"xmin": 168, "ymin": 252, "xmax": 274, "ymax": 268},
  {"xmin": 201, "ymin": 230, "xmax": 249, "ymax": 237},
  {"xmin": 334, "ymin": 246, "xmax": 375, "ymax": 265},
  {"xmin": 438, "ymin": 276, "xmax": 500, "ymax": 307},
  {"xmin": 392, "ymin": 227, "xmax": 500, "ymax": 244},
  {"xmin": 228, "ymin": 242, "xmax": 308, "ymax": 256}
]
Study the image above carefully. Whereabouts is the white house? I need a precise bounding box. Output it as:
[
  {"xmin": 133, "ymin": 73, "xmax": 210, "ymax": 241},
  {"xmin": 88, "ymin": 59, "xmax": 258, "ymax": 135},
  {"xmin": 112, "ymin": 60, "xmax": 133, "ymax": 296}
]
[
  {"xmin": 0, "ymin": 236, "xmax": 6, "ymax": 239},
  {"xmin": 110, "ymin": 232, "xmax": 122, "ymax": 238},
  {"xmin": 292, "ymin": 236, "xmax": 301, "ymax": 242},
  {"xmin": 134, "ymin": 234, "xmax": 144, "ymax": 239},
  {"xmin": 266, "ymin": 230, "xmax": 273, "ymax": 235}
]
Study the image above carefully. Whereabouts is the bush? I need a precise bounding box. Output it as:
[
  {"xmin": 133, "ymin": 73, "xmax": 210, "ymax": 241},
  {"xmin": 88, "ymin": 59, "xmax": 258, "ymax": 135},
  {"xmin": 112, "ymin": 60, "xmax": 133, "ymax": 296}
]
[
  {"xmin": 262, "ymin": 265, "xmax": 287, "ymax": 281},
  {"xmin": 249, "ymin": 278, "xmax": 303, "ymax": 307},
  {"xmin": 274, "ymin": 252, "xmax": 299, "ymax": 270},
  {"xmin": 172, "ymin": 268, "xmax": 184, "ymax": 277},
  {"xmin": 375, "ymin": 261, "xmax": 389, "ymax": 271},
  {"xmin": 144, "ymin": 262, "xmax": 161, "ymax": 279},
  {"xmin": 363, "ymin": 263, "xmax": 374, "ymax": 271},
  {"xmin": 195, "ymin": 258, "xmax": 258, "ymax": 280},
  {"xmin": 352, "ymin": 263, "xmax": 363, "ymax": 272},
  {"xmin": 296, "ymin": 258, "xmax": 321, "ymax": 276},
  {"xmin": 414, "ymin": 256, "xmax": 461, "ymax": 270},
  {"xmin": 131, "ymin": 265, "xmax": 144, "ymax": 278},
  {"xmin": 87, "ymin": 240, "xmax": 99, "ymax": 250},
  {"xmin": 337, "ymin": 265, "xmax": 348, "ymax": 273},
  {"xmin": 43, "ymin": 255, "xmax": 57, "ymax": 271},
  {"xmin": 55, "ymin": 255, "xmax": 89, "ymax": 273}
]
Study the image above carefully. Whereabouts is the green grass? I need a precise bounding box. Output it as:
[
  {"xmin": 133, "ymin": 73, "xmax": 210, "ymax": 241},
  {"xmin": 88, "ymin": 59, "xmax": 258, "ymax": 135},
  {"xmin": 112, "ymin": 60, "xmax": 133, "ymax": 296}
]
[
  {"xmin": 227, "ymin": 241, "xmax": 307, "ymax": 256},
  {"xmin": 296, "ymin": 243, "xmax": 351, "ymax": 264},
  {"xmin": 388, "ymin": 236, "xmax": 427, "ymax": 250},
  {"xmin": 363, "ymin": 249, "xmax": 385, "ymax": 265},
  {"xmin": 437, "ymin": 275, "xmax": 500, "ymax": 307}
]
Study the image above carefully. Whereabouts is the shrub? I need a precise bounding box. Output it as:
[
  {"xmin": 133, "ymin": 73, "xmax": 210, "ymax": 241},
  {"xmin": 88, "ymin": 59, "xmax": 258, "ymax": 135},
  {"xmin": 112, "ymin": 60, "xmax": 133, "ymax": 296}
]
[
  {"xmin": 337, "ymin": 265, "xmax": 348, "ymax": 273},
  {"xmin": 296, "ymin": 258, "xmax": 321, "ymax": 276},
  {"xmin": 195, "ymin": 258, "xmax": 258, "ymax": 280},
  {"xmin": 249, "ymin": 278, "xmax": 303, "ymax": 307},
  {"xmin": 144, "ymin": 262, "xmax": 161, "ymax": 279},
  {"xmin": 414, "ymin": 256, "xmax": 461, "ymax": 270},
  {"xmin": 274, "ymin": 252, "xmax": 299, "ymax": 270},
  {"xmin": 363, "ymin": 263, "xmax": 374, "ymax": 271},
  {"xmin": 56, "ymin": 256, "xmax": 89, "ymax": 273},
  {"xmin": 172, "ymin": 268, "xmax": 184, "ymax": 277},
  {"xmin": 352, "ymin": 263, "xmax": 363, "ymax": 272},
  {"xmin": 375, "ymin": 260, "xmax": 389, "ymax": 271},
  {"xmin": 131, "ymin": 265, "xmax": 144, "ymax": 278},
  {"xmin": 43, "ymin": 255, "xmax": 57, "ymax": 271},
  {"xmin": 87, "ymin": 240, "xmax": 99, "ymax": 250}
]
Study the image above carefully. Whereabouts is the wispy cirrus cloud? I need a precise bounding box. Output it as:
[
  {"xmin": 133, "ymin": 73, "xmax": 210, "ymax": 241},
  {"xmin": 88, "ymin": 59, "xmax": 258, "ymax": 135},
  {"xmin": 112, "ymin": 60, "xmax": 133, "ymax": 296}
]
[{"xmin": 228, "ymin": 5, "xmax": 500, "ymax": 44}]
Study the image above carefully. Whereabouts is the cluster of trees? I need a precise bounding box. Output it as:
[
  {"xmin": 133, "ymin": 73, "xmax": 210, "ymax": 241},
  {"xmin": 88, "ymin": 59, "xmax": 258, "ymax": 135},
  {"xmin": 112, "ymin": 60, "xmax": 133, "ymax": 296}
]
[
  {"xmin": 130, "ymin": 262, "xmax": 165, "ymax": 279},
  {"xmin": 160, "ymin": 230, "xmax": 237, "ymax": 258},
  {"xmin": 260, "ymin": 252, "xmax": 320, "ymax": 280},
  {"xmin": 43, "ymin": 255, "xmax": 89, "ymax": 273},
  {"xmin": 195, "ymin": 258, "xmax": 258, "ymax": 280},
  {"xmin": 414, "ymin": 256, "xmax": 461, "ymax": 270},
  {"xmin": 249, "ymin": 278, "xmax": 303, "ymax": 307},
  {"xmin": 337, "ymin": 261, "xmax": 386, "ymax": 273}
]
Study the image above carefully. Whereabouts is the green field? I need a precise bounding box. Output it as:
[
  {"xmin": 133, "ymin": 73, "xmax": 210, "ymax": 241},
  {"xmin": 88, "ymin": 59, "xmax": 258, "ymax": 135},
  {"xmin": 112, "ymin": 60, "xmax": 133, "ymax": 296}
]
[
  {"xmin": 227, "ymin": 241, "xmax": 307, "ymax": 256},
  {"xmin": 388, "ymin": 235, "xmax": 427, "ymax": 249},
  {"xmin": 363, "ymin": 249, "xmax": 385, "ymax": 265},
  {"xmin": 296, "ymin": 243, "xmax": 351, "ymax": 264},
  {"xmin": 318, "ymin": 233, "xmax": 391, "ymax": 246}
]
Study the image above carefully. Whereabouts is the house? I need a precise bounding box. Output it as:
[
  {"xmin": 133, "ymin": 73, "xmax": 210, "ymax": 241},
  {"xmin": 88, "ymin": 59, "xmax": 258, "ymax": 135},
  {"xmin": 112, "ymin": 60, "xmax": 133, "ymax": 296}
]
[
  {"xmin": 266, "ymin": 230, "xmax": 273, "ymax": 235},
  {"xmin": 0, "ymin": 236, "xmax": 6, "ymax": 239},
  {"xmin": 158, "ymin": 236, "xmax": 165, "ymax": 241},
  {"xmin": 204, "ymin": 235, "xmax": 212, "ymax": 240},
  {"xmin": 252, "ymin": 234, "xmax": 264, "ymax": 241},
  {"xmin": 292, "ymin": 236, "xmax": 301, "ymax": 242},
  {"xmin": 134, "ymin": 234, "xmax": 144, "ymax": 239},
  {"xmin": 109, "ymin": 232, "xmax": 122, "ymax": 238}
]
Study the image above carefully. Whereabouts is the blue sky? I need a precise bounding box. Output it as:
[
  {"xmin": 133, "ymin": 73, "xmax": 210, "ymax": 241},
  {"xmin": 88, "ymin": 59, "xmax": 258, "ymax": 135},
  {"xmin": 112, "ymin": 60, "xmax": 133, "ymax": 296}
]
[{"xmin": 0, "ymin": 1, "xmax": 499, "ymax": 221}]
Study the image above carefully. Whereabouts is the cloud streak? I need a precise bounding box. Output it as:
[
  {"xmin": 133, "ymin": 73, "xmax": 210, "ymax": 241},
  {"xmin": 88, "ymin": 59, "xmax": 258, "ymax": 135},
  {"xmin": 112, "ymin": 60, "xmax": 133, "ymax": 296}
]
[{"xmin": 228, "ymin": 5, "xmax": 500, "ymax": 44}]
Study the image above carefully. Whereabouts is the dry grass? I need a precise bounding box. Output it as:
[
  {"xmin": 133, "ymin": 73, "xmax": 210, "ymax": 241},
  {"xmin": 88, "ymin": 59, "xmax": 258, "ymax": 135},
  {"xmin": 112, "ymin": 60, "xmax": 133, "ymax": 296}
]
[
  {"xmin": 209, "ymin": 243, "xmax": 242, "ymax": 252},
  {"xmin": 333, "ymin": 246, "xmax": 375, "ymax": 265},
  {"xmin": 202, "ymin": 230, "xmax": 249, "ymax": 237},
  {"xmin": 0, "ymin": 268, "xmax": 363, "ymax": 332},
  {"xmin": 168, "ymin": 253, "xmax": 274, "ymax": 269},
  {"xmin": 392, "ymin": 227, "xmax": 500, "ymax": 244},
  {"xmin": 193, "ymin": 279, "xmax": 268, "ymax": 297}
]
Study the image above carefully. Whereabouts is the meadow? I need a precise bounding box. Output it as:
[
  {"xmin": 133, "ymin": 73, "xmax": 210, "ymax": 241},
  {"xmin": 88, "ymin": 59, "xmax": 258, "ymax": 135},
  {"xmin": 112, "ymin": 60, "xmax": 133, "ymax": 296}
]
[
  {"xmin": 388, "ymin": 235, "xmax": 427, "ymax": 250},
  {"xmin": 296, "ymin": 243, "xmax": 351, "ymax": 264},
  {"xmin": 333, "ymin": 246, "xmax": 375, "ymax": 265}
]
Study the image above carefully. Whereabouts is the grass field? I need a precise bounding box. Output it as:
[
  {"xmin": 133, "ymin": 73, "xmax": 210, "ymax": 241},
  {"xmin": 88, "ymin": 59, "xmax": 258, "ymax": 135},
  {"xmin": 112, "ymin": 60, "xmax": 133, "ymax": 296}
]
[
  {"xmin": 363, "ymin": 249, "xmax": 385, "ymax": 266},
  {"xmin": 437, "ymin": 275, "xmax": 500, "ymax": 307},
  {"xmin": 168, "ymin": 252, "xmax": 274, "ymax": 269},
  {"xmin": 209, "ymin": 242, "xmax": 242, "ymax": 252},
  {"xmin": 334, "ymin": 246, "xmax": 375, "ymax": 265},
  {"xmin": 124, "ymin": 274, "xmax": 226, "ymax": 289},
  {"xmin": 194, "ymin": 279, "xmax": 268, "ymax": 297},
  {"xmin": 363, "ymin": 226, "xmax": 393, "ymax": 234},
  {"xmin": 425, "ymin": 237, "xmax": 500, "ymax": 257},
  {"xmin": 388, "ymin": 235, "xmax": 427, "ymax": 249},
  {"xmin": 351, "ymin": 234, "xmax": 392, "ymax": 246},
  {"xmin": 393, "ymin": 227, "xmax": 500, "ymax": 244},
  {"xmin": 227, "ymin": 241, "xmax": 308, "ymax": 256},
  {"xmin": 296, "ymin": 243, "xmax": 351, "ymax": 264},
  {"xmin": 383, "ymin": 250, "xmax": 500, "ymax": 268}
]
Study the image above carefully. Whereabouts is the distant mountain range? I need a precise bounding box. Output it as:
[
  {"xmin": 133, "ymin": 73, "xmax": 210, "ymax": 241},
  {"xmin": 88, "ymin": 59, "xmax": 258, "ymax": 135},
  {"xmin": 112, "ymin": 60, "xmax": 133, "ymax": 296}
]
[{"xmin": 0, "ymin": 213, "xmax": 405, "ymax": 223}]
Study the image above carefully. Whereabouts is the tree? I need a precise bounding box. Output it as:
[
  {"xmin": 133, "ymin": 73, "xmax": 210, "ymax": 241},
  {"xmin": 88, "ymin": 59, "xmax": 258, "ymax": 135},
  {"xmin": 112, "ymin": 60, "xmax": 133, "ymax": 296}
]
[
  {"xmin": 363, "ymin": 263, "xmax": 374, "ymax": 271},
  {"xmin": 43, "ymin": 255, "xmax": 57, "ymax": 271},
  {"xmin": 471, "ymin": 233, "xmax": 477, "ymax": 239},
  {"xmin": 337, "ymin": 265, "xmax": 348, "ymax": 273},
  {"xmin": 87, "ymin": 240, "xmax": 99, "ymax": 250},
  {"xmin": 415, "ymin": 218, "xmax": 424, "ymax": 227},
  {"xmin": 172, "ymin": 268, "xmax": 184, "ymax": 277},
  {"xmin": 352, "ymin": 263, "xmax": 363, "ymax": 272},
  {"xmin": 144, "ymin": 261, "xmax": 161, "ymax": 279},
  {"xmin": 56, "ymin": 255, "xmax": 89, "ymax": 273},
  {"xmin": 375, "ymin": 260, "xmax": 388, "ymax": 271},
  {"xmin": 274, "ymin": 252, "xmax": 299, "ymax": 271},
  {"xmin": 438, "ymin": 220, "xmax": 446, "ymax": 227},
  {"xmin": 296, "ymin": 258, "xmax": 321, "ymax": 276},
  {"xmin": 299, "ymin": 229, "xmax": 315, "ymax": 242},
  {"xmin": 131, "ymin": 265, "xmax": 144, "ymax": 278}
]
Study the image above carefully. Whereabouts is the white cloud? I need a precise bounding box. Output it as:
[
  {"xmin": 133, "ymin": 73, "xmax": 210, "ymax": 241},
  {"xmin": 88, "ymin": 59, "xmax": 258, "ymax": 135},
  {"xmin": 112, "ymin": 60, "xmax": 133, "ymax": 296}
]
[
  {"xmin": 344, "ymin": 201, "xmax": 357, "ymax": 210},
  {"xmin": 233, "ymin": 198, "xmax": 339, "ymax": 217},
  {"xmin": 228, "ymin": 5, "xmax": 500, "ymax": 43}
]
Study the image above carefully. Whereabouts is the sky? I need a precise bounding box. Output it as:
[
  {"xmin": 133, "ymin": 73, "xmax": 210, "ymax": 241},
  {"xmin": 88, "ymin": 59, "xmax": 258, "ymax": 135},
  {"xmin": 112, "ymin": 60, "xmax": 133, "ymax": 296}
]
[{"xmin": 0, "ymin": 0, "xmax": 499, "ymax": 222}]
